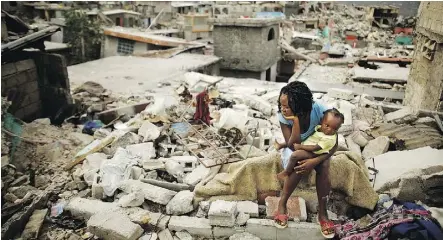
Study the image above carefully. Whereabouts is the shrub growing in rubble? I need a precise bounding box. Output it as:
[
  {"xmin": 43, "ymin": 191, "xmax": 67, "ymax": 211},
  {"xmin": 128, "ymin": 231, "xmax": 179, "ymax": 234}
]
[{"xmin": 64, "ymin": 10, "xmax": 102, "ymax": 64}]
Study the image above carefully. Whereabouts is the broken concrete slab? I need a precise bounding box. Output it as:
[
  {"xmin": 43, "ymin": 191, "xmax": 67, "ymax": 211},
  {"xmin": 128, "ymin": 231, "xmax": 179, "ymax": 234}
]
[
  {"xmin": 367, "ymin": 147, "xmax": 443, "ymax": 191},
  {"xmin": 138, "ymin": 121, "xmax": 161, "ymax": 142},
  {"xmin": 236, "ymin": 201, "xmax": 259, "ymax": 218},
  {"xmin": 140, "ymin": 233, "xmax": 158, "ymax": 240},
  {"xmin": 265, "ymin": 196, "xmax": 307, "ymax": 221},
  {"xmin": 87, "ymin": 211, "xmax": 143, "ymax": 240},
  {"xmin": 175, "ymin": 231, "xmax": 193, "ymax": 240},
  {"xmin": 338, "ymin": 134, "xmax": 348, "ymax": 151},
  {"xmin": 183, "ymin": 164, "xmax": 210, "ymax": 186},
  {"xmin": 168, "ymin": 156, "xmax": 198, "ymax": 172},
  {"xmin": 158, "ymin": 229, "xmax": 174, "ymax": 240},
  {"xmin": 21, "ymin": 209, "xmax": 48, "ymax": 240},
  {"xmin": 362, "ymin": 136, "xmax": 390, "ymax": 160},
  {"xmin": 327, "ymin": 88, "xmax": 354, "ymax": 100},
  {"xmin": 118, "ymin": 191, "xmax": 145, "ymax": 207},
  {"xmin": 246, "ymin": 218, "xmax": 323, "ymax": 240},
  {"xmin": 384, "ymin": 107, "xmax": 418, "ymax": 124},
  {"xmin": 243, "ymin": 94, "xmax": 273, "ymax": 116},
  {"xmin": 97, "ymin": 101, "xmax": 151, "ymax": 124},
  {"xmin": 351, "ymin": 131, "xmax": 370, "ymax": 147},
  {"xmin": 345, "ymin": 136, "xmax": 362, "ymax": 158},
  {"xmin": 123, "ymin": 208, "xmax": 170, "ymax": 230},
  {"xmin": 208, "ymin": 200, "xmax": 237, "ymax": 227},
  {"xmin": 168, "ymin": 216, "xmax": 212, "ymax": 238},
  {"xmin": 213, "ymin": 226, "xmax": 246, "ymax": 238},
  {"xmin": 166, "ymin": 190, "xmax": 195, "ymax": 215},
  {"xmin": 119, "ymin": 179, "xmax": 177, "ymax": 205},
  {"xmin": 65, "ymin": 198, "xmax": 119, "ymax": 219},
  {"xmin": 126, "ymin": 142, "xmax": 156, "ymax": 162},
  {"xmin": 230, "ymin": 232, "xmax": 260, "ymax": 240},
  {"xmin": 143, "ymin": 159, "xmax": 165, "ymax": 171},
  {"xmin": 369, "ymin": 123, "xmax": 443, "ymax": 150},
  {"xmin": 236, "ymin": 212, "xmax": 250, "ymax": 226},
  {"xmin": 352, "ymin": 63, "xmax": 409, "ymax": 84}
]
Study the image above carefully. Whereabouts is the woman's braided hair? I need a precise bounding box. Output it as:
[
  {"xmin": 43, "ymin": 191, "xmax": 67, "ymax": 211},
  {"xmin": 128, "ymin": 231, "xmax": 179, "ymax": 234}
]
[{"xmin": 278, "ymin": 81, "xmax": 314, "ymax": 117}]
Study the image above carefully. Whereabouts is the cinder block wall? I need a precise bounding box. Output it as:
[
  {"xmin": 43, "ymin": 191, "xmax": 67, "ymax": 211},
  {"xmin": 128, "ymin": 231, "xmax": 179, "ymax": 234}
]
[
  {"xmin": 213, "ymin": 24, "xmax": 280, "ymax": 72},
  {"xmin": 404, "ymin": 1, "xmax": 443, "ymax": 111},
  {"xmin": 1, "ymin": 59, "xmax": 42, "ymax": 120},
  {"xmin": 1, "ymin": 52, "xmax": 72, "ymax": 122}
]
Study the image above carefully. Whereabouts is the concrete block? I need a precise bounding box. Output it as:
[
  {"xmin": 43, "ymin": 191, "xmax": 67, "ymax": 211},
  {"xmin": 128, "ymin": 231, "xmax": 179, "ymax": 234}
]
[
  {"xmin": 236, "ymin": 201, "xmax": 259, "ymax": 218},
  {"xmin": 175, "ymin": 231, "xmax": 193, "ymax": 240},
  {"xmin": 1, "ymin": 62, "xmax": 17, "ymax": 77},
  {"xmin": 24, "ymin": 81, "xmax": 39, "ymax": 94},
  {"xmin": 265, "ymin": 196, "xmax": 307, "ymax": 221},
  {"xmin": 126, "ymin": 142, "xmax": 156, "ymax": 161},
  {"xmin": 168, "ymin": 216, "xmax": 212, "ymax": 238},
  {"xmin": 385, "ymin": 107, "xmax": 418, "ymax": 124},
  {"xmin": 123, "ymin": 208, "xmax": 170, "ymax": 230},
  {"xmin": 208, "ymin": 200, "xmax": 237, "ymax": 227},
  {"xmin": 230, "ymin": 232, "xmax": 261, "ymax": 240},
  {"xmin": 236, "ymin": 212, "xmax": 250, "ymax": 226},
  {"xmin": 158, "ymin": 229, "xmax": 174, "ymax": 240},
  {"xmin": 119, "ymin": 180, "xmax": 177, "ymax": 205},
  {"xmin": 362, "ymin": 136, "xmax": 390, "ymax": 160},
  {"xmin": 21, "ymin": 209, "xmax": 48, "ymax": 239},
  {"xmin": 87, "ymin": 212, "xmax": 143, "ymax": 240},
  {"xmin": 65, "ymin": 198, "xmax": 119, "ymax": 220},
  {"xmin": 15, "ymin": 59, "xmax": 35, "ymax": 72},
  {"xmin": 166, "ymin": 190, "xmax": 195, "ymax": 215},
  {"xmin": 327, "ymin": 88, "xmax": 354, "ymax": 100},
  {"xmin": 338, "ymin": 134, "xmax": 348, "ymax": 151},
  {"xmin": 183, "ymin": 164, "xmax": 210, "ymax": 186},
  {"xmin": 169, "ymin": 156, "xmax": 198, "ymax": 172},
  {"xmin": 213, "ymin": 226, "xmax": 246, "ymax": 238},
  {"xmin": 143, "ymin": 159, "xmax": 165, "ymax": 171},
  {"xmin": 139, "ymin": 233, "xmax": 158, "ymax": 240},
  {"xmin": 246, "ymin": 219, "xmax": 323, "ymax": 240},
  {"xmin": 345, "ymin": 136, "xmax": 362, "ymax": 158},
  {"xmin": 351, "ymin": 131, "xmax": 369, "ymax": 147}
]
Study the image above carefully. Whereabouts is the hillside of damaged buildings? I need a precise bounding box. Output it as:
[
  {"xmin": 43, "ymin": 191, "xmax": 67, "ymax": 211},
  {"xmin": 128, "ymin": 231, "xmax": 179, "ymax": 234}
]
[{"xmin": 1, "ymin": 1, "xmax": 443, "ymax": 240}]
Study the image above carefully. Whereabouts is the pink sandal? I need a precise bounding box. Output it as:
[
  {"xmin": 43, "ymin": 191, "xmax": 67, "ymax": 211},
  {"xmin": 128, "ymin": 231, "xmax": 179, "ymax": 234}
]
[
  {"xmin": 318, "ymin": 219, "xmax": 335, "ymax": 239},
  {"xmin": 274, "ymin": 214, "xmax": 289, "ymax": 229}
]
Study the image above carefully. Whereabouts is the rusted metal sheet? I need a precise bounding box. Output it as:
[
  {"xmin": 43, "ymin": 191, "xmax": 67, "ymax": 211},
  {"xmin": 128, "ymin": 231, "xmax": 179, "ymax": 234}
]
[{"xmin": 370, "ymin": 123, "xmax": 443, "ymax": 150}]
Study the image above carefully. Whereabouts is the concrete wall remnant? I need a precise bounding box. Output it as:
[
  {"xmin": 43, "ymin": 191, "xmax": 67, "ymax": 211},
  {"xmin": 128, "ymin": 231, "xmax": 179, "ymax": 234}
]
[
  {"xmin": 404, "ymin": 1, "xmax": 443, "ymax": 111},
  {"xmin": 210, "ymin": 18, "xmax": 281, "ymax": 82}
]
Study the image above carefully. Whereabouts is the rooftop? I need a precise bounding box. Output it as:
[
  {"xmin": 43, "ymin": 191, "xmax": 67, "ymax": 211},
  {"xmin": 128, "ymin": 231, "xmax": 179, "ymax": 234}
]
[
  {"xmin": 209, "ymin": 17, "xmax": 282, "ymax": 27},
  {"xmin": 103, "ymin": 27, "xmax": 198, "ymax": 47},
  {"xmin": 87, "ymin": 9, "xmax": 142, "ymax": 16},
  {"xmin": 68, "ymin": 54, "xmax": 220, "ymax": 96}
]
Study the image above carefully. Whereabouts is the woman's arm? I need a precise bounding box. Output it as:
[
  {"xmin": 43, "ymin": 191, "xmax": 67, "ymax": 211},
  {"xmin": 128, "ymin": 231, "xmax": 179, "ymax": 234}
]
[{"xmin": 280, "ymin": 117, "xmax": 302, "ymax": 151}]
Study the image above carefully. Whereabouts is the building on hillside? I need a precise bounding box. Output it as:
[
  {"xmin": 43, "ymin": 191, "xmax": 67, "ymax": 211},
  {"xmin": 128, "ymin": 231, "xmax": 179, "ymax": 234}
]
[
  {"xmin": 135, "ymin": 1, "xmax": 211, "ymax": 24},
  {"xmin": 87, "ymin": 9, "xmax": 142, "ymax": 27},
  {"xmin": 22, "ymin": 2, "xmax": 71, "ymax": 21},
  {"xmin": 102, "ymin": 27, "xmax": 197, "ymax": 57},
  {"xmin": 404, "ymin": 1, "xmax": 443, "ymax": 111},
  {"xmin": 183, "ymin": 14, "xmax": 212, "ymax": 41},
  {"xmin": 210, "ymin": 18, "xmax": 281, "ymax": 81}
]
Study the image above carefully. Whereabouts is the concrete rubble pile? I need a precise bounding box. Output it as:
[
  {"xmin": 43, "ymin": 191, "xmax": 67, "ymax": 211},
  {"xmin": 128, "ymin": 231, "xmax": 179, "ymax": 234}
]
[{"xmin": 3, "ymin": 68, "xmax": 442, "ymax": 240}]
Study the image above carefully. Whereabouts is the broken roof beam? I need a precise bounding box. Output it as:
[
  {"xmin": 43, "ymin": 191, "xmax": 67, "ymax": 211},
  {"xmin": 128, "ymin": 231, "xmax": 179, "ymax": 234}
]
[{"xmin": 103, "ymin": 29, "xmax": 196, "ymax": 48}]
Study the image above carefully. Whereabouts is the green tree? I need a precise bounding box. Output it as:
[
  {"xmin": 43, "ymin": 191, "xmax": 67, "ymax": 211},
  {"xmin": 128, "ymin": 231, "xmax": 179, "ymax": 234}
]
[{"xmin": 64, "ymin": 10, "xmax": 102, "ymax": 64}]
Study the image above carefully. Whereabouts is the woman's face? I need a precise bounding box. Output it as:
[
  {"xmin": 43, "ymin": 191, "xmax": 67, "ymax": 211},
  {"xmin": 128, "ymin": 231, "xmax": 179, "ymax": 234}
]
[{"xmin": 279, "ymin": 94, "xmax": 294, "ymax": 117}]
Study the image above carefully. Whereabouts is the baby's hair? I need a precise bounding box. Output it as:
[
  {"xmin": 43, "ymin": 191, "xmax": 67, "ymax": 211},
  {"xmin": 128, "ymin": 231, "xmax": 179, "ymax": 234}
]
[
  {"xmin": 278, "ymin": 81, "xmax": 313, "ymax": 117},
  {"xmin": 323, "ymin": 108, "xmax": 345, "ymax": 124}
]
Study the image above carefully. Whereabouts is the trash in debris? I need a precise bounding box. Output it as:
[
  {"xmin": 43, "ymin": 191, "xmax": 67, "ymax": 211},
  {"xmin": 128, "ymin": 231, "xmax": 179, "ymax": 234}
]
[{"xmin": 82, "ymin": 120, "xmax": 104, "ymax": 135}]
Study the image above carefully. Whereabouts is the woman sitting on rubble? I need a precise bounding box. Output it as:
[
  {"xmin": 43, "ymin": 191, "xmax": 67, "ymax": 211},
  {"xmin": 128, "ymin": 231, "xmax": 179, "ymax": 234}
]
[{"xmin": 274, "ymin": 81, "xmax": 337, "ymax": 238}]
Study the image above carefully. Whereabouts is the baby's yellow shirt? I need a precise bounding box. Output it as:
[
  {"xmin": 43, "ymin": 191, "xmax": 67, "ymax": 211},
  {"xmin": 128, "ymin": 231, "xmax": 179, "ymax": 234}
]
[{"xmin": 302, "ymin": 125, "xmax": 337, "ymax": 154}]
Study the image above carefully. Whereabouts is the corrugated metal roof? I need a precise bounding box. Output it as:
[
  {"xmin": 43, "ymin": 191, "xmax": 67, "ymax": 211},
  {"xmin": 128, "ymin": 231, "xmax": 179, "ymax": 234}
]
[{"xmin": 370, "ymin": 123, "xmax": 443, "ymax": 150}]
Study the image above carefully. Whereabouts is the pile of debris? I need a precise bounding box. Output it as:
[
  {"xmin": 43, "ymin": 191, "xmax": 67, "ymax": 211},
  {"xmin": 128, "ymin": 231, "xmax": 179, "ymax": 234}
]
[{"xmin": 3, "ymin": 71, "xmax": 442, "ymax": 239}]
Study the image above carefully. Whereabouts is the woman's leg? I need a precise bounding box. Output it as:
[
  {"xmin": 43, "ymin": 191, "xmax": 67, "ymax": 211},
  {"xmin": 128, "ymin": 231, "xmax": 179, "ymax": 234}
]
[
  {"xmin": 278, "ymin": 150, "xmax": 316, "ymax": 214},
  {"xmin": 314, "ymin": 157, "xmax": 331, "ymax": 221}
]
